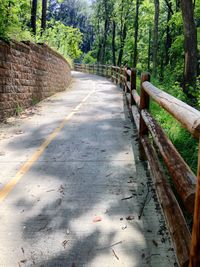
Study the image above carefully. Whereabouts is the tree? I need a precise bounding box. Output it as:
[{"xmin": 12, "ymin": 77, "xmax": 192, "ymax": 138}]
[
  {"xmin": 112, "ymin": 20, "xmax": 116, "ymax": 65},
  {"xmin": 99, "ymin": 0, "xmax": 110, "ymax": 63},
  {"xmin": 164, "ymin": 0, "xmax": 173, "ymax": 65},
  {"xmin": 133, "ymin": 0, "xmax": 140, "ymax": 67},
  {"xmin": 117, "ymin": 0, "xmax": 129, "ymax": 66},
  {"xmin": 152, "ymin": 0, "xmax": 159, "ymax": 77},
  {"xmin": 180, "ymin": 0, "xmax": 198, "ymax": 94},
  {"xmin": 31, "ymin": 0, "xmax": 37, "ymax": 35},
  {"xmin": 48, "ymin": 0, "xmax": 93, "ymax": 53},
  {"xmin": 41, "ymin": 0, "xmax": 47, "ymax": 34}
]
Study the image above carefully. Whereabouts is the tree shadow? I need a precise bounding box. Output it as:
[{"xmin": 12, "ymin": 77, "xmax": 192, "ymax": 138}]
[{"xmin": 2, "ymin": 72, "xmax": 177, "ymax": 266}]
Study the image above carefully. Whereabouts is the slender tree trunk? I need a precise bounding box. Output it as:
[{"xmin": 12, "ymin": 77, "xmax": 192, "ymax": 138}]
[
  {"xmin": 165, "ymin": 1, "xmax": 172, "ymax": 65},
  {"xmin": 99, "ymin": 0, "xmax": 110, "ymax": 64},
  {"xmin": 100, "ymin": 16, "xmax": 109, "ymax": 64},
  {"xmin": 112, "ymin": 20, "xmax": 116, "ymax": 66},
  {"xmin": 41, "ymin": 0, "xmax": 47, "ymax": 35},
  {"xmin": 147, "ymin": 27, "xmax": 151, "ymax": 72},
  {"xmin": 97, "ymin": 15, "xmax": 101, "ymax": 63},
  {"xmin": 31, "ymin": 0, "xmax": 37, "ymax": 35},
  {"xmin": 133, "ymin": 0, "xmax": 140, "ymax": 67},
  {"xmin": 160, "ymin": 50, "xmax": 164, "ymax": 80},
  {"xmin": 152, "ymin": 0, "xmax": 159, "ymax": 77},
  {"xmin": 180, "ymin": 0, "xmax": 198, "ymax": 93},
  {"xmin": 117, "ymin": 23, "xmax": 127, "ymax": 66}
]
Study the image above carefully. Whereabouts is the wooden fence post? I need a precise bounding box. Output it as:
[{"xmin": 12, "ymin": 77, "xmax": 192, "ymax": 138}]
[
  {"xmin": 124, "ymin": 68, "xmax": 128, "ymax": 92},
  {"xmin": 119, "ymin": 67, "xmax": 122, "ymax": 88},
  {"xmin": 190, "ymin": 141, "xmax": 200, "ymax": 267},
  {"xmin": 111, "ymin": 67, "xmax": 113, "ymax": 82},
  {"xmin": 139, "ymin": 72, "xmax": 150, "ymax": 159},
  {"xmin": 117, "ymin": 68, "xmax": 119, "ymax": 85},
  {"xmin": 130, "ymin": 68, "xmax": 136, "ymax": 105}
]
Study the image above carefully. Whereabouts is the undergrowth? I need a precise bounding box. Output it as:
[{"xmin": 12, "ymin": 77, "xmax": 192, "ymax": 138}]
[{"xmin": 136, "ymin": 76, "xmax": 199, "ymax": 174}]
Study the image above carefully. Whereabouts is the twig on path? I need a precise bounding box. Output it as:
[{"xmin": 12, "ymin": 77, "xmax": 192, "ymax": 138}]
[
  {"xmin": 38, "ymin": 221, "xmax": 48, "ymax": 232},
  {"xmin": 21, "ymin": 247, "xmax": 25, "ymax": 255},
  {"xmin": 138, "ymin": 185, "xmax": 152, "ymax": 220},
  {"xmin": 106, "ymin": 173, "xmax": 113, "ymax": 177},
  {"xmin": 96, "ymin": 241, "xmax": 122, "ymax": 250},
  {"xmin": 121, "ymin": 196, "xmax": 133, "ymax": 201},
  {"xmin": 112, "ymin": 249, "xmax": 119, "ymax": 260},
  {"xmin": 46, "ymin": 189, "xmax": 55, "ymax": 193}
]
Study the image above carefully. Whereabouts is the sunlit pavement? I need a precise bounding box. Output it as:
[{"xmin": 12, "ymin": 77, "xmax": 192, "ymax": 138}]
[{"xmin": 0, "ymin": 72, "xmax": 177, "ymax": 266}]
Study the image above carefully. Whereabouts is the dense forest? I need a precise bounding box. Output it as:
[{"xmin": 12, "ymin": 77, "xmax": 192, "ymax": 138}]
[
  {"xmin": 0, "ymin": 0, "xmax": 200, "ymax": 170},
  {"xmin": 0, "ymin": 0, "xmax": 199, "ymax": 98}
]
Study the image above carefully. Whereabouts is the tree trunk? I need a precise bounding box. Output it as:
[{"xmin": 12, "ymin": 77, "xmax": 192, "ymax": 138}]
[
  {"xmin": 152, "ymin": 0, "xmax": 159, "ymax": 77},
  {"xmin": 31, "ymin": 0, "xmax": 37, "ymax": 35},
  {"xmin": 147, "ymin": 27, "xmax": 151, "ymax": 72},
  {"xmin": 99, "ymin": 0, "xmax": 110, "ymax": 64},
  {"xmin": 117, "ymin": 23, "xmax": 127, "ymax": 66},
  {"xmin": 165, "ymin": 1, "xmax": 172, "ymax": 65},
  {"xmin": 112, "ymin": 20, "xmax": 116, "ymax": 66},
  {"xmin": 133, "ymin": 0, "xmax": 140, "ymax": 67},
  {"xmin": 41, "ymin": 0, "xmax": 47, "ymax": 35},
  {"xmin": 180, "ymin": 0, "xmax": 198, "ymax": 93},
  {"xmin": 100, "ymin": 16, "xmax": 109, "ymax": 64}
]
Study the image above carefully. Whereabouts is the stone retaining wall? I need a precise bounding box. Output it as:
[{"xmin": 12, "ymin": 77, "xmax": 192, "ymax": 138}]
[{"xmin": 0, "ymin": 40, "xmax": 71, "ymax": 120}]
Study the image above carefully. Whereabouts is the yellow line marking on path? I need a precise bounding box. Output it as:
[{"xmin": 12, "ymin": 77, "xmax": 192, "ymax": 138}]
[{"xmin": 0, "ymin": 88, "xmax": 95, "ymax": 203}]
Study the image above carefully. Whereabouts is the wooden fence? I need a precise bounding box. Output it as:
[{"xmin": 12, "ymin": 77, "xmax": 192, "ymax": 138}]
[{"xmin": 74, "ymin": 63, "xmax": 200, "ymax": 267}]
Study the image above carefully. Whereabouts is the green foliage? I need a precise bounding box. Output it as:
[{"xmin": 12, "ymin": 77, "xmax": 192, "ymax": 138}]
[
  {"xmin": 148, "ymin": 78, "xmax": 199, "ymax": 173},
  {"xmin": 82, "ymin": 51, "xmax": 96, "ymax": 64},
  {"xmin": 0, "ymin": 0, "xmax": 33, "ymax": 41},
  {"xmin": 0, "ymin": 0, "xmax": 83, "ymax": 61},
  {"xmin": 14, "ymin": 104, "xmax": 23, "ymax": 116},
  {"xmin": 31, "ymin": 97, "xmax": 40, "ymax": 106},
  {"xmin": 39, "ymin": 20, "xmax": 83, "ymax": 60}
]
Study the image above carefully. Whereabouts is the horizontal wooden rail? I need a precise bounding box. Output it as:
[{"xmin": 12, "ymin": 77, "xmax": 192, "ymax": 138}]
[
  {"xmin": 141, "ymin": 109, "xmax": 196, "ymax": 214},
  {"xmin": 74, "ymin": 63, "xmax": 200, "ymax": 267},
  {"xmin": 142, "ymin": 82, "xmax": 200, "ymax": 139}
]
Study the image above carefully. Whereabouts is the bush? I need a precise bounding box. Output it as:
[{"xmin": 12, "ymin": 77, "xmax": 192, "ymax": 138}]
[{"xmin": 82, "ymin": 51, "xmax": 96, "ymax": 64}]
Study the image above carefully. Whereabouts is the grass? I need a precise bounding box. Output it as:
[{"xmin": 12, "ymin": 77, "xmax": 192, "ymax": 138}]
[
  {"xmin": 14, "ymin": 104, "xmax": 23, "ymax": 116},
  {"xmin": 136, "ymin": 76, "xmax": 199, "ymax": 174}
]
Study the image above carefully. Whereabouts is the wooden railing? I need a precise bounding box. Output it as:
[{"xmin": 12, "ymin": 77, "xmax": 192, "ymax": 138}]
[{"xmin": 74, "ymin": 63, "xmax": 200, "ymax": 267}]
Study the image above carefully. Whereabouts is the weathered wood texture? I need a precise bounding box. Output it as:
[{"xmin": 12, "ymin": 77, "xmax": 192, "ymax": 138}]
[
  {"xmin": 141, "ymin": 109, "xmax": 196, "ymax": 215},
  {"xmin": 190, "ymin": 142, "xmax": 200, "ymax": 267},
  {"xmin": 141, "ymin": 136, "xmax": 191, "ymax": 267},
  {"xmin": 142, "ymin": 81, "xmax": 200, "ymax": 139},
  {"xmin": 132, "ymin": 89, "xmax": 140, "ymax": 108},
  {"xmin": 139, "ymin": 73, "xmax": 150, "ymax": 136}
]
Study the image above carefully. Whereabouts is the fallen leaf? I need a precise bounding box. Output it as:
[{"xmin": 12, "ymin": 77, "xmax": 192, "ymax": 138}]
[
  {"xmin": 62, "ymin": 240, "xmax": 69, "ymax": 248},
  {"xmin": 126, "ymin": 215, "xmax": 134, "ymax": 221},
  {"xmin": 20, "ymin": 259, "xmax": 27, "ymax": 263},
  {"xmin": 93, "ymin": 216, "xmax": 102, "ymax": 223}
]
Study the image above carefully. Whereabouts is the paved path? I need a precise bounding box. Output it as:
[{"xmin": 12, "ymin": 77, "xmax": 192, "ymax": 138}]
[{"xmin": 0, "ymin": 72, "xmax": 177, "ymax": 266}]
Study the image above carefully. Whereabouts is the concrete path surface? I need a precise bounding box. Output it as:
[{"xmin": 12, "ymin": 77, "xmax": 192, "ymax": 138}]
[{"xmin": 0, "ymin": 72, "xmax": 177, "ymax": 267}]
